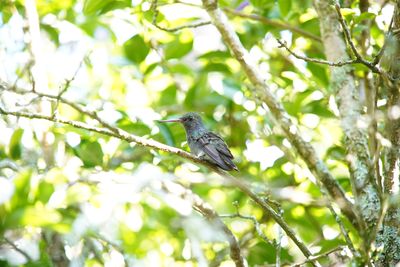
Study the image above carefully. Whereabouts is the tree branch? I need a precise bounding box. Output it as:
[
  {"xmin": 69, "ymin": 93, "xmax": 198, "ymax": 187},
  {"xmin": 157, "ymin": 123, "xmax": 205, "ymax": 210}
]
[
  {"xmin": 2, "ymin": 237, "xmax": 32, "ymax": 262},
  {"xmin": 377, "ymin": 1, "xmax": 400, "ymax": 265},
  {"xmin": 215, "ymin": 171, "xmax": 317, "ymax": 264},
  {"xmin": 334, "ymin": 4, "xmax": 390, "ymax": 79},
  {"xmin": 222, "ymin": 7, "xmax": 321, "ymax": 42},
  {"xmin": 290, "ymin": 246, "xmax": 346, "ymax": 267},
  {"xmin": 151, "ymin": 0, "xmax": 210, "ymax": 32},
  {"xmin": 276, "ymin": 38, "xmax": 358, "ymax": 66},
  {"xmin": 313, "ymin": 0, "xmax": 379, "ymax": 234},
  {"xmin": 0, "ymin": 105, "xmax": 316, "ymax": 263},
  {"xmin": 335, "ymin": 4, "xmax": 393, "ymax": 81},
  {"xmin": 220, "ymin": 208, "xmax": 274, "ymax": 246},
  {"xmin": 200, "ymin": 0, "xmax": 357, "ymax": 230},
  {"xmin": 161, "ymin": 180, "xmax": 246, "ymax": 267}
]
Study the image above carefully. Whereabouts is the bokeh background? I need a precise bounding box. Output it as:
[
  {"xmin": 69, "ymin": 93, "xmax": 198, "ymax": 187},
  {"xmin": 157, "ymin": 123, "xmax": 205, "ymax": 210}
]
[{"xmin": 0, "ymin": 0, "xmax": 394, "ymax": 266}]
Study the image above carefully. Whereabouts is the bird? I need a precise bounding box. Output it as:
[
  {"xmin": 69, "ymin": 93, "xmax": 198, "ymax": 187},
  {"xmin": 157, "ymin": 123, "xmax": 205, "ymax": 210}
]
[{"xmin": 158, "ymin": 112, "xmax": 238, "ymax": 171}]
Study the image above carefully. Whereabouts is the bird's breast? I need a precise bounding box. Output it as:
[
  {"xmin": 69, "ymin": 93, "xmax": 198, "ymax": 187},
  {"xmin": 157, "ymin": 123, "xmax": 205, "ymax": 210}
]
[{"xmin": 187, "ymin": 137, "xmax": 203, "ymax": 157}]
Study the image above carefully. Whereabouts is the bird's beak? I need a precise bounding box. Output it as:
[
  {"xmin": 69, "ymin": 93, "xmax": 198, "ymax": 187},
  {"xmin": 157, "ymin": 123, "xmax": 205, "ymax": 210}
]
[{"xmin": 157, "ymin": 118, "xmax": 182, "ymax": 123}]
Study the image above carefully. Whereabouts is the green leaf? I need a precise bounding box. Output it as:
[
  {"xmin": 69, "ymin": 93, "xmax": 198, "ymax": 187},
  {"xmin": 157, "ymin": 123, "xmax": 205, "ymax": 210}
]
[
  {"xmin": 41, "ymin": 23, "xmax": 60, "ymax": 46},
  {"xmin": 202, "ymin": 63, "xmax": 232, "ymax": 74},
  {"xmin": 249, "ymin": 0, "xmax": 274, "ymax": 10},
  {"xmin": 157, "ymin": 123, "xmax": 176, "ymax": 146},
  {"xmin": 164, "ymin": 32, "xmax": 193, "ymax": 59},
  {"xmin": 9, "ymin": 128, "xmax": 24, "ymax": 160},
  {"xmin": 278, "ymin": 0, "xmax": 291, "ymax": 17},
  {"xmin": 308, "ymin": 63, "xmax": 329, "ymax": 88},
  {"xmin": 303, "ymin": 100, "xmax": 334, "ymax": 117},
  {"xmin": 144, "ymin": 62, "xmax": 159, "ymax": 75},
  {"xmin": 158, "ymin": 85, "xmax": 177, "ymax": 107},
  {"xmin": 198, "ymin": 50, "xmax": 230, "ymax": 60},
  {"xmin": 354, "ymin": 12, "xmax": 376, "ymax": 24},
  {"xmin": 0, "ymin": 144, "xmax": 7, "ymax": 160},
  {"xmin": 221, "ymin": 79, "xmax": 241, "ymax": 100},
  {"xmin": 117, "ymin": 118, "xmax": 151, "ymax": 136},
  {"xmin": 83, "ymin": 0, "xmax": 114, "ymax": 15},
  {"xmin": 124, "ymin": 34, "xmax": 150, "ymax": 64},
  {"xmin": 99, "ymin": 0, "xmax": 131, "ymax": 14},
  {"xmin": 73, "ymin": 140, "xmax": 104, "ymax": 167},
  {"xmin": 83, "ymin": 0, "xmax": 131, "ymax": 15},
  {"xmin": 340, "ymin": 8, "xmax": 356, "ymax": 17},
  {"xmin": 9, "ymin": 170, "xmax": 32, "ymax": 209},
  {"xmin": 168, "ymin": 63, "xmax": 192, "ymax": 75},
  {"xmin": 247, "ymin": 241, "xmax": 293, "ymax": 265},
  {"xmin": 6, "ymin": 206, "xmax": 62, "ymax": 228},
  {"xmin": 1, "ymin": 4, "xmax": 14, "ymax": 24},
  {"xmin": 36, "ymin": 181, "xmax": 55, "ymax": 204},
  {"xmin": 65, "ymin": 184, "xmax": 92, "ymax": 205}
]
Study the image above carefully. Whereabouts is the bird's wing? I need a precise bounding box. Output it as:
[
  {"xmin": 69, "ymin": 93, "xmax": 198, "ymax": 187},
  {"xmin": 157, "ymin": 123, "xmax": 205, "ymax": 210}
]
[
  {"xmin": 197, "ymin": 132, "xmax": 237, "ymax": 171},
  {"xmin": 207, "ymin": 132, "xmax": 234, "ymax": 159}
]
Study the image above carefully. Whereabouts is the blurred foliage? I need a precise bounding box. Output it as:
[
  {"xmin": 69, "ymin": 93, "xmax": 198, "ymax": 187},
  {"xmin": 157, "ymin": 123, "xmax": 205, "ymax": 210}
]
[{"xmin": 0, "ymin": 0, "xmax": 390, "ymax": 266}]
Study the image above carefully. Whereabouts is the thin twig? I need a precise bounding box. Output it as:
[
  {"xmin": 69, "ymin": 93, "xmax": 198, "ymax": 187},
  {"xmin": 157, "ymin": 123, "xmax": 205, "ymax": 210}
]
[
  {"xmin": 220, "ymin": 212, "xmax": 273, "ymax": 246},
  {"xmin": 173, "ymin": 0, "xmax": 321, "ymax": 43},
  {"xmin": 201, "ymin": 0, "xmax": 357, "ymax": 232},
  {"xmin": 367, "ymin": 196, "xmax": 389, "ymax": 254},
  {"xmin": 2, "ymin": 237, "xmax": 32, "ymax": 262},
  {"xmin": 326, "ymin": 204, "xmax": 359, "ymax": 258},
  {"xmin": 53, "ymin": 52, "xmax": 90, "ymax": 115},
  {"xmin": 216, "ymin": 171, "xmax": 317, "ymax": 264},
  {"xmin": 0, "ymin": 84, "xmax": 118, "ymax": 134},
  {"xmin": 314, "ymin": 179, "xmax": 360, "ymax": 259},
  {"xmin": 223, "ymin": 7, "xmax": 321, "ymax": 42},
  {"xmin": 149, "ymin": 40, "xmax": 185, "ymax": 92},
  {"xmin": 85, "ymin": 238, "xmax": 105, "ymax": 265},
  {"xmin": 334, "ymin": 4, "xmax": 389, "ymax": 78},
  {"xmin": 276, "ymin": 225, "xmax": 282, "ymax": 267},
  {"xmin": 372, "ymin": 16, "xmax": 394, "ymax": 65},
  {"xmin": 0, "ymin": 106, "xmax": 316, "ymax": 264},
  {"xmin": 290, "ymin": 246, "xmax": 346, "ymax": 267},
  {"xmin": 162, "ymin": 180, "xmax": 246, "ymax": 267},
  {"xmin": 151, "ymin": 0, "xmax": 210, "ymax": 32},
  {"xmin": 0, "ymin": 160, "xmax": 19, "ymax": 171},
  {"xmin": 276, "ymin": 39, "xmax": 358, "ymax": 66},
  {"xmin": 93, "ymin": 235, "xmax": 128, "ymax": 267}
]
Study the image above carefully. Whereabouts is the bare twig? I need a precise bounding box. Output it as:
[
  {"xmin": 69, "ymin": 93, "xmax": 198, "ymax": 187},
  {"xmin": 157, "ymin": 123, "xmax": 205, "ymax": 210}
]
[
  {"xmin": 0, "ymin": 106, "xmax": 316, "ymax": 264},
  {"xmin": 0, "ymin": 83, "xmax": 118, "ymax": 134},
  {"xmin": 372, "ymin": 16, "xmax": 394, "ymax": 66},
  {"xmin": 220, "ymin": 209, "xmax": 273, "ymax": 246},
  {"xmin": 162, "ymin": 181, "xmax": 246, "ymax": 267},
  {"xmin": 2, "ymin": 237, "xmax": 32, "ymax": 262},
  {"xmin": 276, "ymin": 225, "xmax": 282, "ymax": 267},
  {"xmin": 0, "ymin": 160, "xmax": 19, "ymax": 171},
  {"xmin": 173, "ymin": 0, "xmax": 322, "ymax": 42},
  {"xmin": 149, "ymin": 40, "xmax": 185, "ymax": 93},
  {"xmin": 368, "ymin": 196, "xmax": 389, "ymax": 254},
  {"xmin": 53, "ymin": 52, "xmax": 90, "ymax": 115},
  {"xmin": 276, "ymin": 39, "xmax": 358, "ymax": 66},
  {"xmin": 290, "ymin": 246, "xmax": 346, "ymax": 267},
  {"xmin": 151, "ymin": 0, "xmax": 210, "ymax": 32},
  {"xmin": 216, "ymin": 171, "xmax": 317, "ymax": 264},
  {"xmin": 201, "ymin": 0, "xmax": 357, "ymax": 231},
  {"xmin": 1, "ymin": 76, "xmax": 317, "ymax": 262},
  {"xmin": 93, "ymin": 235, "xmax": 128, "ymax": 267},
  {"xmin": 85, "ymin": 238, "xmax": 105, "ymax": 266},
  {"xmin": 314, "ymin": 0, "xmax": 380, "ymax": 235},
  {"xmin": 334, "ymin": 4, "xmax": 390, "ymax": 78},
  {"xmin": 326, "ymin": 204, "xmax": 359, "ymax": 258},
  {"xmin": 223, "ymin": 7, "xmax": 321, "ymax": 42}
]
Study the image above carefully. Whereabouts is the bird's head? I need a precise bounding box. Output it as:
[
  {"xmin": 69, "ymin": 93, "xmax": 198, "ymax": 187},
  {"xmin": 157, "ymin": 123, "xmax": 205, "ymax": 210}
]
[{"xmin": 158, "ymin": 112, "xmax": 204, "ymax": 132}]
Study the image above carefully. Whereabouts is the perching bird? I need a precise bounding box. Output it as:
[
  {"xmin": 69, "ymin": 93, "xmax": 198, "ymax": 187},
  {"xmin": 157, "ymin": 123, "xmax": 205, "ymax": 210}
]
[{"xmin": 158, "ymin": 112, "xmax": 238, "ymax": 171}]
